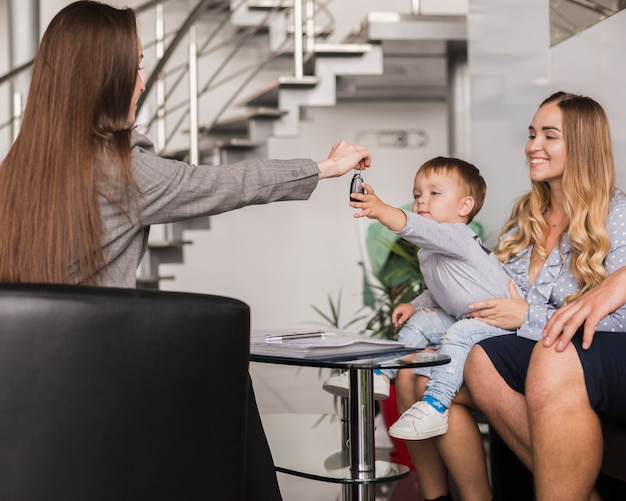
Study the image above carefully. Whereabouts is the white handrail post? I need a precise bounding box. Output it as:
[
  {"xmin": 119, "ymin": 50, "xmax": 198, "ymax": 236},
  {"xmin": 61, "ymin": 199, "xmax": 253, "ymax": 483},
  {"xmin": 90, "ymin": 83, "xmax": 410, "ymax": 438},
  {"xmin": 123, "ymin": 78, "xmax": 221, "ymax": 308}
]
[
  {"xmin": 188, "ymin": 25, "xmax": 199, "ymax": 166},
  {"xmin": 11, "ymin": 90, "xmax": 21, "ymax": 140},
  {"xmin": 155, "ymin": 3, "xmax": 166, "ymax": 153},
  {"xmin": 305, "ymin": 0, "xmax": 315, "ymax": 55},
  {"xmin": 293, "ymin": 0, "xmax": 304, "ymax": 79}
]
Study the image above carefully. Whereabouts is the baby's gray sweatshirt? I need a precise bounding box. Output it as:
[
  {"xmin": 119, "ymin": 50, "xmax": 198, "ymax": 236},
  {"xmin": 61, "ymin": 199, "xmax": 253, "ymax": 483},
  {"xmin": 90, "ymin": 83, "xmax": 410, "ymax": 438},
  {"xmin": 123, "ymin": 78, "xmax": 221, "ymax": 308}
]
[{"xmin": 397, "ymin": 210, "xmax": 516, "ymax": 319}]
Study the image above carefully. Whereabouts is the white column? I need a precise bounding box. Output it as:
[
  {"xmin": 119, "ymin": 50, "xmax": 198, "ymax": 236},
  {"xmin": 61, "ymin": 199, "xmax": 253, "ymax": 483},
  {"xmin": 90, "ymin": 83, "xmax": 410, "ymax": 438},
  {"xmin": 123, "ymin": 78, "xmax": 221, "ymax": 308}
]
[{"xmin": 8, "ymin": 0, "xmax": 39, "ymax": 137}]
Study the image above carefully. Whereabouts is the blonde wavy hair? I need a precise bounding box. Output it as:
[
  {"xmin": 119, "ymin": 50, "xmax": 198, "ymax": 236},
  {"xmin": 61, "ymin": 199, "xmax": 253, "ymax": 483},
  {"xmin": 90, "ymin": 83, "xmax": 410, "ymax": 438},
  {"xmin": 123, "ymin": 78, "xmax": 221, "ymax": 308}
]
[{"xmin": 494, "ymin": 91, "xmax": 616, "ymax": 303}]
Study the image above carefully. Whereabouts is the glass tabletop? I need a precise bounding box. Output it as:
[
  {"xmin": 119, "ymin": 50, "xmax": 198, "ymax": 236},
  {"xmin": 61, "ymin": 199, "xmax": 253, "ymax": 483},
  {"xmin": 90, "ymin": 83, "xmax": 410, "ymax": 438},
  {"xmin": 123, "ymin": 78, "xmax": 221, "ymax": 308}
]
[{"xmin": 250, "ymin": 350, "xmax": 450, "ymax": 370}]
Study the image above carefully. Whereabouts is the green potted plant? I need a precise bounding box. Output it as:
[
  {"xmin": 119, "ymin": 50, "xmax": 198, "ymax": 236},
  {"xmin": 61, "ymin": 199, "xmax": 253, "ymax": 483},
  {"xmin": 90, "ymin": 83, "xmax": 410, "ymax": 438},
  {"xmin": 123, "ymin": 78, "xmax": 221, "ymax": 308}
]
[{"xmin": 360, "ymin": 236, "xmax": 424, "ymax": 340}]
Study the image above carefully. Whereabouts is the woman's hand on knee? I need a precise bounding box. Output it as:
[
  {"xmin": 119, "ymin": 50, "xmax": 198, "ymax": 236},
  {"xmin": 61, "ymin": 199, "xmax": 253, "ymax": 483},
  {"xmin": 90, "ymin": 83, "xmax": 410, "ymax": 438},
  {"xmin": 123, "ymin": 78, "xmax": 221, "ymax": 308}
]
[{"xmin": 543, "ymin": 267, "xmax": 626, "ymax": 351}]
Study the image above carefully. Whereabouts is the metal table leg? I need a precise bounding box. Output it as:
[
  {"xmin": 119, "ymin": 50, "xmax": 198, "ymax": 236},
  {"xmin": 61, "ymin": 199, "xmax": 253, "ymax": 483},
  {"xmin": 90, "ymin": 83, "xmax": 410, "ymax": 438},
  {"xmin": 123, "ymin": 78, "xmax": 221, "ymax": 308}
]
[{"xmin": 345, "ymin": 367, "xmax": 376, "ymax": 501}]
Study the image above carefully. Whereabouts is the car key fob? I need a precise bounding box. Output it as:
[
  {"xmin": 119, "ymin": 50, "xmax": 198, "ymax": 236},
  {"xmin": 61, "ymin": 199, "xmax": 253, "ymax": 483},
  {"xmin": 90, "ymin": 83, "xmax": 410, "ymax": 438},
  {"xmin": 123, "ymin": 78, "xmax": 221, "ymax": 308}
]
[{"xmin": 350, "ymin": 172, "xmax": 365, "ymax": 202}]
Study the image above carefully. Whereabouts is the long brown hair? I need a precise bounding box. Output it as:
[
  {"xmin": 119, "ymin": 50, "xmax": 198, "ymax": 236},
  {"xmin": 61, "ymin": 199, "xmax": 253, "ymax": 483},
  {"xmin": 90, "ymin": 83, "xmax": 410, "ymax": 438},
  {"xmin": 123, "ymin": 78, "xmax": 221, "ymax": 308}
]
[
  {"xmin": 0, "ymin": 1, "xmax": 139, "ymax": 284},
  {"xmin": 495, "ymin": 91, "xmax": 616, "ymax": 302}
]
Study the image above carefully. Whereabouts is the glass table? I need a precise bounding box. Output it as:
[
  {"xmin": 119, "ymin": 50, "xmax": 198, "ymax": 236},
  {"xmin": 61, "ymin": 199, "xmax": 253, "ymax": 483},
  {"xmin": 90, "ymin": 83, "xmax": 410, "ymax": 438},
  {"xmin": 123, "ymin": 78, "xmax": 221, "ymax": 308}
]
[{"xmin": 250, "ymin": 350, "xmax": 450, "ymax": 501}]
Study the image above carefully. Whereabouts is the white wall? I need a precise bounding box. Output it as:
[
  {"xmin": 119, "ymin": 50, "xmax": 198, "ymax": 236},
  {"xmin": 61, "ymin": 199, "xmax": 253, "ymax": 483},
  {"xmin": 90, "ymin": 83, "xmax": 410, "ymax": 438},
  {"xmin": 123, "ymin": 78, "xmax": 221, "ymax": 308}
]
[
  {"xmin": 160, "ymin": 100, "xmax": 448, "ymax": 330},
  {"xmin": 551, "ymin": 9, "xmax": 626, "ymax": 184},
  {"xmin": 467, "ymin": 0, "xmax": 551, "ymax": 245}
]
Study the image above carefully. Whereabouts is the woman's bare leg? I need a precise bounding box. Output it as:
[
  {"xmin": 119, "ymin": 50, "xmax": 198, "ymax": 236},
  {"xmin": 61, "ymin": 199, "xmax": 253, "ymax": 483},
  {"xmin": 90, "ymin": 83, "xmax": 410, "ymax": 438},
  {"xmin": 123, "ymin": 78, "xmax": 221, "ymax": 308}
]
[
  {"xmin": 395, "ymin": 370, "xmax": 491, "ymax": 500},
  {"xmin": 435, "ymin": 386, "xmax": 492, "ymax": 501},
  {"xmin": 465, "ymin": 345, "xmax": 533, "ymax": 469},
  {"xmin": 526, "ymin": 343, "xmax": 602, "ymax": 501},
  {"xmin": 465, "ymin": 344, "xmax": 603, "ymax": 501}
]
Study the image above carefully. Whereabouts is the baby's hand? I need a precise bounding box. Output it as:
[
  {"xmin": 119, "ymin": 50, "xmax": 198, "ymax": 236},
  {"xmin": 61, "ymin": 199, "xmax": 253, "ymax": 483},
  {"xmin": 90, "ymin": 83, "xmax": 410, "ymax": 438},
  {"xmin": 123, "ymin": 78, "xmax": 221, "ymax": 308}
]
[
  {"xmin": 392, "ymin": 303, "xmax": 417, "ymax": 328},
  {"xmin": 350, "ymin": 182, "xmax": 383, "ymax": 219},
  {"xmin": 351, "ymin": 183, "xmax": 408, "ymax": 232}
]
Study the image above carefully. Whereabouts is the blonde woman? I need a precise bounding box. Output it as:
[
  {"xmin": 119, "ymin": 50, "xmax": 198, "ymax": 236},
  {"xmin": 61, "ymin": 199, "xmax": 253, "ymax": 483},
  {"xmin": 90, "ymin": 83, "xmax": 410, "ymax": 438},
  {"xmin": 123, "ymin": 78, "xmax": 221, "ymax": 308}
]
[
  {"xmin": 395, "ymin": 91, "xmax": 626, "ymax": 501},
  {"xmin": 464, "ymin": 91, "xmax": 626, "ymax": 501}
]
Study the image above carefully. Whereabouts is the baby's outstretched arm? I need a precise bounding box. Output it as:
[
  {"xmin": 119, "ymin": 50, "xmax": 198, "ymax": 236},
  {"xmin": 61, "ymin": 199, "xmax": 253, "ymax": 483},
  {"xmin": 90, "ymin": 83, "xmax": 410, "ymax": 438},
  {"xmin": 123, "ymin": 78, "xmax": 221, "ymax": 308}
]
[{"xmin": 350, "ymin": 182, "xmax": 407, "ymax": 231}]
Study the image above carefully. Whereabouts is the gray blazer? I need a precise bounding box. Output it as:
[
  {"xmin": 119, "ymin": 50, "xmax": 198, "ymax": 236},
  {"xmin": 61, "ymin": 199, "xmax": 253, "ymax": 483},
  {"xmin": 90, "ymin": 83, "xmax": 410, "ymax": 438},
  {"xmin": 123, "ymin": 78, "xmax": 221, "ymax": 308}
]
[{"xmin": 94, "ymin": 132, "xmax": 319, "ymax": 287}]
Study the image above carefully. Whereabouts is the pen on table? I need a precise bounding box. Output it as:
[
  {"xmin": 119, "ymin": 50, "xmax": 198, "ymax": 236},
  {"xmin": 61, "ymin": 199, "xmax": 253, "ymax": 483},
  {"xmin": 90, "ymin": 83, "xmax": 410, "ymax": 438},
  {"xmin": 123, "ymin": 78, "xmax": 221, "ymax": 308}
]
[{"xmin": 264, "ymin": 331, "xmax": 325, "ymax": 342}]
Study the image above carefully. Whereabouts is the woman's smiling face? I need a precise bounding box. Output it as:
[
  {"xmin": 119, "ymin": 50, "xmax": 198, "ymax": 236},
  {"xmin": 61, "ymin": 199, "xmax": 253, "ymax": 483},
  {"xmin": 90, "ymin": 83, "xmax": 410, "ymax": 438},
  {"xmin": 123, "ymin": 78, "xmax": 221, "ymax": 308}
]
[{"xmin": 525, "ymin": 101, "xmax": 566, "ymax": 186}]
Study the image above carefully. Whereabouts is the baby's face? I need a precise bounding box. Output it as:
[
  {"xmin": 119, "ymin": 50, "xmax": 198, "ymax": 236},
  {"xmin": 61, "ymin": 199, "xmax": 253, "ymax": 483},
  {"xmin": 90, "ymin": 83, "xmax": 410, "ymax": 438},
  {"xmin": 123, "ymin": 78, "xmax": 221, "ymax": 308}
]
[{"xmin": 411, "ymin": 171, "xmax": 470, "ymax": 224}]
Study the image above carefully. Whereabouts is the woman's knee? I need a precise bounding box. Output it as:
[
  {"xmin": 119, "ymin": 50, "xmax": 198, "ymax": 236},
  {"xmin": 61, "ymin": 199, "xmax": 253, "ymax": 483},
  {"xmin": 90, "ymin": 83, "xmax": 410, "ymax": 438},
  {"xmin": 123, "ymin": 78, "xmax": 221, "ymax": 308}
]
[
  {"xmin": 464, "ymin": 345, "xmax": 512, "ymax": 413},
  {"xmin": 526, "ymin": 342, "xmax": 585, "ymax": 411},
  {"xmin": 464, "ymin": 345, "xmax": 490, "ymax": 390}
]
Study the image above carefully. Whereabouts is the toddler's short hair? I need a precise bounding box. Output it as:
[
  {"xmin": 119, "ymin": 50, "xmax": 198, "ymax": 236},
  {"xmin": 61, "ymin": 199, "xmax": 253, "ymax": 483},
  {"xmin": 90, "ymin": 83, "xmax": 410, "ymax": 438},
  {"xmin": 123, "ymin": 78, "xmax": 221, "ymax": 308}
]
[{"xmin": 418, "ymin": 157, "xmax": 486, "ymax": 222}]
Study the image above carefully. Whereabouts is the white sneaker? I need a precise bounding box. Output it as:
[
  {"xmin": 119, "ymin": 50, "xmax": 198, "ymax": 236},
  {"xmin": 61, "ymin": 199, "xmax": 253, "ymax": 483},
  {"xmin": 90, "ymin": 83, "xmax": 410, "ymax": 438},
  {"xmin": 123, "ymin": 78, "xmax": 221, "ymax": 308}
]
[
  {"xmin": 322, "ymin": 371, "xmax": 390, "ymax": 400},
  {"xmin": 388, "ymin": 400, "xmax": 449, "ymax": 440}
]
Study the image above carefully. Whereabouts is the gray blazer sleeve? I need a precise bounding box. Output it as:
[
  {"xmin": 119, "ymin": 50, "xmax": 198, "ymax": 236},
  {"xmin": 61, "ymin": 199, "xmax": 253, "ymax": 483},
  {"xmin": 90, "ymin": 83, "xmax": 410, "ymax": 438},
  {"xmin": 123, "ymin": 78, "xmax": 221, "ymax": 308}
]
[{"xmin": 129, "ymin": 132, "xmax": 320, "ymax": 226}]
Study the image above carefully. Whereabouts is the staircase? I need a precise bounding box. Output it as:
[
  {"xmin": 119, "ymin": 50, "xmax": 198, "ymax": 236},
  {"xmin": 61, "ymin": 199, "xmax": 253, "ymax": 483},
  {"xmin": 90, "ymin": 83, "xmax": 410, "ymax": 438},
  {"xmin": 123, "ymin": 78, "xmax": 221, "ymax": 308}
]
[{"xmin": 133, "ymin": 0, "xmax": 467, "ymax": 288}]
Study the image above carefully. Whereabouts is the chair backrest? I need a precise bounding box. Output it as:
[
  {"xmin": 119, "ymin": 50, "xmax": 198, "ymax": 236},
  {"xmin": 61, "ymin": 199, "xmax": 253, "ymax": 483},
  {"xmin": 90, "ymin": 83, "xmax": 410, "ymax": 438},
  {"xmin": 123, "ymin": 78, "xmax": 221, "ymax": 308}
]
[{"xmin": 0, "ymin": 283, "xmax": 251, "ymax": 501}]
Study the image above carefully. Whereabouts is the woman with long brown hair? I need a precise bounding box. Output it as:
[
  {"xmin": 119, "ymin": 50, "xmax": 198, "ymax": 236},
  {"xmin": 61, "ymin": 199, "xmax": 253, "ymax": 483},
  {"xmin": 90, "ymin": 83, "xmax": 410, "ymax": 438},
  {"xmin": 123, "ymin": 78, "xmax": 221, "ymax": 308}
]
[{"xmin": 0, "ymin": 2, "xmax": 371, "ymax": 499}]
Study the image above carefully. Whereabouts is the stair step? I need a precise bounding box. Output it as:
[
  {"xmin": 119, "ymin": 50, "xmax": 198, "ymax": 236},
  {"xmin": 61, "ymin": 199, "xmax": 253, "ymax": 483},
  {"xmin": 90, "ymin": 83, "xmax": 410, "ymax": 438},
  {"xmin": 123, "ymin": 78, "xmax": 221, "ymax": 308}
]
[
  {"xmin": 354, "ymin": 12, "xmax": 467, "ymax": 42},
  {"xmin": 163, "ymin": 139, "xmax": 261, "ymax": 162},
  {"xmin": 235, "ymin": 24, "xmax": 331, "ymax": 39},
  {"xmin": 162, "ymin": 147, "xmax": 217, "ymax": 163},
  {"xmin": 201, "ymin": 107, "xmax": 286, "ymax": 134},
  {"xmin": 137, "ymin": 234, "xmax": 189, "ymax": 267},
  {"xmin": 274, "ymin": 75, "xmax": 319, "ymax": 87},
  {"xmin": 145, "ymin": 240, "xmax": 190, "ymax": 267},
  {"xmin": 210, "ymin": 138, "xmax": 263, "ymax": 149},
  {"xmin": 136, "ymin": 275, "xmax": 175, "ymax": 290},
  {"xmin": 285, "ymin": 25, "xmax": 333, "ymax": 38},
  {"xmin": 148, "ymin": 239, "xmax": 192, "ymax": 250},
  {"xmin": 247, "ymin": 0, "xmax": 292, "ymax": 10},
  {"xmin": 313, "ymin": 43, "xmax": 374, "ymax": 57},
  {"xmin": 273, "ymin": 43, "xmax": 374, "ymax": 58},
  {"xmin": 241, "ymin": 75, "xmax": 319, "ymax": 107}
]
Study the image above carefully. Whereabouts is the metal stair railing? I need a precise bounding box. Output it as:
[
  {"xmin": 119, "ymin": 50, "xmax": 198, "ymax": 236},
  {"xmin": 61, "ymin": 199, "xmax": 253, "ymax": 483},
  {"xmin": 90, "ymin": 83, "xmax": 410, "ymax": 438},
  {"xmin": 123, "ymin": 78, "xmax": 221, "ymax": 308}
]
[
  {"xmin": 139, "ymin": 0, "xmax": 331, "ymax": 156},
  {"xmin": 135, "ymin": 0, "xmax": 331, "ymax": 288},
  {"xmin": 0, "ymin": 0, "xmax": 344, "ymax": 161},
  {"xmin": 149, "ymin": 1, "xmax": 291, "ymax": 154}
]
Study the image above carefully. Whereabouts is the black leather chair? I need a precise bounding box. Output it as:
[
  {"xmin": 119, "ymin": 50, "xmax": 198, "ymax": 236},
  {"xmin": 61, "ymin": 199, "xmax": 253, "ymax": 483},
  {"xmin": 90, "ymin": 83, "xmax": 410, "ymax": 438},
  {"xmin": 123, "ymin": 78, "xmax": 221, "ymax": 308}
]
[{"xmin": 0, "ymin": 283, "xmax": 251, "ymax": 500}]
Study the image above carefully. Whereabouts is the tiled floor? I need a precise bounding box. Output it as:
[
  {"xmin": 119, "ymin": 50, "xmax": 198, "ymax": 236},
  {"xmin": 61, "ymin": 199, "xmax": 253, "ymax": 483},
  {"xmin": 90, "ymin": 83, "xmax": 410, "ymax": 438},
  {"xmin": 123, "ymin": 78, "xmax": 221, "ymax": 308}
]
[{"xmin": 250, "ymin": 362, "xmax": 426, "ymax": 501}]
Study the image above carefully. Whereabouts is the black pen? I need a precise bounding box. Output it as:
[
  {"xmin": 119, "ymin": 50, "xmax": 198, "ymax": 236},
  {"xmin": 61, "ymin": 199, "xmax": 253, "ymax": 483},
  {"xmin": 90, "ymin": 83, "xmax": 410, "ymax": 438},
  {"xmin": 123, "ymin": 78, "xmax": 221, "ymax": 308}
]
[{"xmin": 264, "ymin": 331, "xmax": 325, "ymax": 342}]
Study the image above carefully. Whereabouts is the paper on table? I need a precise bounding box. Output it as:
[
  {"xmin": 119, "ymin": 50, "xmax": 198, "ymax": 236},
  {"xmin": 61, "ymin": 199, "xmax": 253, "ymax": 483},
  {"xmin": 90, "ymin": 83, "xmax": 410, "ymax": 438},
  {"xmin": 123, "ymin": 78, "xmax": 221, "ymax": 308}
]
[{"xmin": 250, "ymin": 330, "xmax": 415, "ymax": 360}]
